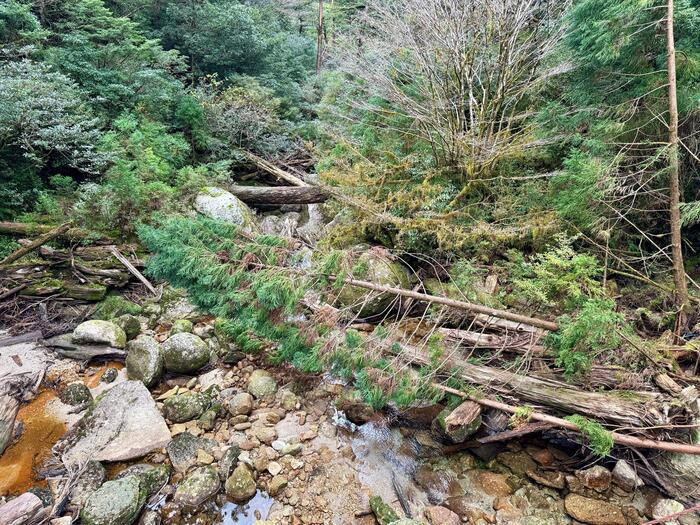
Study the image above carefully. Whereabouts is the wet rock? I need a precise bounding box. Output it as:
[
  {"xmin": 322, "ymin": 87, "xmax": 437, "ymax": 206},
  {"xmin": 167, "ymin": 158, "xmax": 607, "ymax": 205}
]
[
  {"xmin": 651, "ymin": 499, "xmax": 684, "ymax": 525},
  {"xmin": 174, "ymin": 465, "xmax": 220, "ymax": 507},
  {"xmin": 612, "ymin": 460, "xmax": 643, "ymax": 492},
  {"xmin": 268, "ymin": 475, "xmax": 288, "ymax": 496},
  {"xmin": 163, "ymin": 392, "xmax": 208, "ymax": 423},
  {"xmin": 166, "ymin": 432, "xmax": 216, "ymax": 473},
  {"xmin": 115, "ymin": 314, "xmax": 141, "ymax": 340},
  {"xmin": 194, "ymin": 187, "xmax": 256, "ymax": 230},
  {"xmin": 337, "ymin": 398, "xmax": 375, "ymax": 425},
  {"xmin": 73, "ymin": 320, "xmax": 127, "ymax": 348},
  {"xmin": 526, "ymin": 468, "xmax": 566, "ymax": 489},
  {"xmin": 69, "ymin": 460, "xmax": 106, "ymax": 507},
  {"xmin": 564, "ymin": 494, "xmax": 626, "ymax": 525},
  {"xmin": 247, "ymin": 369, "xmax": 278, "ymax": 399},
  {"xmin": 369, "ymin": 495, "xmax": 400, "ymax": 525},
  {"xmin": 469, "ymin": 470, "xmax": 513, "ymax": 498},
  {"xmin": 59, "ymin": 382, "xmax": 92, "ymax": 406},
  {"xmin": 171, "ymin": 319, "xmax": 193, "ymax": 335},
  {"xmin": 61, "ymin": 381, "xmax": 171, "ymax": 466},
  {"xmin": 225, "ymin": 464, "xmax": 257, "ymax": 502},
  {"xmin": 126, "ymin": 335, "xmax": 163, "ymax": 388},
  {"xmin": 424, "ymin": 505, "xmax": 460, "ymax": 525},
  {"xmin": 226, "ymin": 392, "xmax": 254, "ymax": 416},
  {"xmin": 496, "ymin": 450, "xmax": 537, "ymax": 476},
  {"xmin": 334, "ymin": 250, "xmax": 412, "ymax": 316},
  {"xmin": 161, "ymin": 333, "xmax": 210, "ymax": 374},
  {"xmin": 576, "ymin": 465, "xmax": 612, "ymax": 492},
  {"xmin": 101, "ymin": 367, "xmax": 119, "ymax": 383},
  {"xmin": 395, "ymin": 401, "xmax": 444, "ymax": 427},
  {"xmin": 432, "ymin": 407, "xmax": 481, "ymax": 444},
  {"xmin": 80, "ymin": 476, "xmax": 146, "ymax": 525}
]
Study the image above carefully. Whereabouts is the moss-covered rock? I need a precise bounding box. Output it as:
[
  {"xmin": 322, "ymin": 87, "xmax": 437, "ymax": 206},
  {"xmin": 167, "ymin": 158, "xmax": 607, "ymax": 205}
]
[
  {"xmin": 194, "ymin": 187, "xmax": 257, "ymax": 231},
  {"xmin": 174, "ymin": 465, "xmax": 220, "ymax": 507},
  {"xmin": 335, "ymin": 251, "xmax": 412, "ymax": 317},
  {"xmin": 59, "ymin": 383, "xmax": 93, "ymax": 406},
  {"xmin": 115, "ymin": 314, "xmax": 141, "ymax": 340},
  {"xmin": 225, "ymin": 464, "xmax": 257, "ymax": 502},
  {"xmin": 171, "ymin": 319, "xmax": 193, "ymax": 335},
  {"xmin": 80, "ymin": 476, "xmax": 146, "ymax": 525},
  {"xmin": 369, "ymin": 495, "xmax": 400, "ymax": 525},
  {"xmin": 247, "ymin": 369, "xmax": 278, "ymax": 399},
  {"xmin": 126, "ymin": 335, "xmax": 163, "ymax": 388},
  {"xmin": 161, "ymin": 332, "xmax": 209, "ymax": 374},
  {"xmin": 73, "ymin": 320, "xmax": 127, "ymax": 348},
  {"xmin": 93, "ymin": 295, "xmax": 143, "ymax": 320},
  {"xmin": 163, "ymin": 392, "xmax": 208, "ymax": 423}
]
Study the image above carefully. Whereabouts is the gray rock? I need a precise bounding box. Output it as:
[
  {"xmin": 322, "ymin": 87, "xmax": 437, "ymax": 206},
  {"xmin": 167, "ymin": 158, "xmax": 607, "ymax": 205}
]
[
  {"xmin": 194, "ymin": 187, "xmax": 256, "ymax": 230},
  {"xmin": 116, "ymin": 464, "xmax": 170, "ymax": 496},
  {"xmin": 80, "ymin": 476, "xmax": 146, "ymax": 525},
  {"xmin": 247, "ymin": 370, "xmax": 277, "ymax": 399},
  {"xmin": 334, "ymin": 250, "xmax": 412, "ymax": 316},
  {"xmin": 126, "ymin": 335, "xmax": 163, "ymax": 388},
  {"xmin": 163, "ymin": 392, "xmax": 208, "ymax": 423},
  {"xmin": 101, "ymin": 367, "xmax": 119, "ymax": 383},
  {"xmin": 166, "ymin": 432, "xmax": 216, "ymax": 473},
  {"xmin": 218, "ymin": 444, "xmax": 241, "ymax": 481},
  {"xmin": 174, "ymin": 465, "xmax": 220, "ymax": 507},
  {"xmin": 161, "ymin": 333, "xmax": 210, "ymax": 374},
  {"xmin": 611, "ymin": 460, "xmax": 643, "ymax": 492},
  {"xmin": 652, "ymin": 499, "xmax": 685, "ymax": 525},
  {"xmin": 170, "ymin": 319, "xmax": 193, "ymax": 335},
  {"xmin": 59, "ymin": 383, "xmax": 92, "ymax": 406},
  {"xmin": 73, "ymin": 320, "xmax": 127, "ymax": 348},
  {"xmin": 61, "ymin": 381, "xmax": 171, "ymax": 466},
  {"xmin": 198, "ymin": 409, "xmax": 217, "ymax": 431},
  {"xmin": 226, "ymin": 392, "xmax": 254, "ymax": 416},
  {"xmin": 654, "ymin": 451, "xmax": 700, "ymax": 504},
  {"xmin": 69, "ymin": 460, "xmax": 106, "ymax": 507},
  {"xmin": 225, "ymin": 464, "xmax": 257, "ymax": 502}
]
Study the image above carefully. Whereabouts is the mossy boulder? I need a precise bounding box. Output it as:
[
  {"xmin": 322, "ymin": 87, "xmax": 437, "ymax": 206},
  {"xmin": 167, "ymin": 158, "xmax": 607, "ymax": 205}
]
[
  {"xmin": 247, "ymin": 369, "xmax": 278, "ymax": 399},
  {"xmin": 80, "ymin": 476, "xmax": 147, "ymax": 525},
  {"xmin": 73, "ymin": 320, "xmax": 127, "ymax": 348},
  {"xmin": 163, "ymin": 392, "xmax": 208, "ymax": 423},
  {"xmin": 174, "ymin": 465, "xmax": 220, "ymax": 507},
  {"xmin": 93, "ymin": 295, "xmax": 143, "ymax": 320},
  {"xmin": 194, "ymin": 187, "xmax": 257, "ymax": 231},
  {"xmin": 171, "ymin": 319, "xmax": 193, "ymax": 335},
  {"xmin": 126, "ymin": 335, "xmax": 163, "ymax": 388},
  {"xmin": 335, "ymin": 251, "xmax": 412, "ymax": 316},
  {"xmin": 225, "ymin": 464, "xmax": 257, "ymax": 502},
  {"xmin": 115, "ymin": 314, "xmax": 141, "ymax": 340},
  {"xmin": 161, "ymin": 333, "xmax": 210, "ymax": 374},
  {"xmin": 116, "ymin": 464, "xmax": 170, "ymax": 496}
]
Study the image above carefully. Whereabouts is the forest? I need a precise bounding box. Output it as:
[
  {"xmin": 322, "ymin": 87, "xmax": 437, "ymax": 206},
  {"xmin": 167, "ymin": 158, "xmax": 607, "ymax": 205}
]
[{"xmin": 1, "ymin": 0, "xmax": 700, "ymax": 524}]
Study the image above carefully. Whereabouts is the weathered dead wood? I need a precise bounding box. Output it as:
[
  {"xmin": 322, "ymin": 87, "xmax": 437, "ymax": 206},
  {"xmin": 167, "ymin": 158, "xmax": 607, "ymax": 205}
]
[
  {"xmin": 388, "ymin": 342, "xmax": 673, "ymax": 428},
  {"xmin": 442, "ymin": 422, "xmax": 555, "ymax": 453},
  {"xmin": 0, "ymin": 492, "xmax": 46, "ymax": 525},
  {"xmin": 0, "ymin": 221, "xmax": 96, "ymax": 240},
  {"xmin": 245, "ymin": 151, "xmax": 310, "ymax": 187},
  {"xmin": 444, "ymin": 400, "xmax": 481, "ymax": 431},
  {"xmin": 0, "ymin": 283, "xmax": 27, "ymax": 301},
  {"xmin": 0, "ymin": 394, "xmax": 20, "ymax": 455},
  {"xmin": 44, "ymin": 334, "xmax": 126, "ymax": 360},
  {"xmin": 0, "ymin": 330, "xmax": 43, "ymax": 347},
  {"xmin": 229, "ymin": 185, "xmax": 329, "ymax": 204},
  {"xmin": 0, "ymin": 223, "xmax": 70, "ymax": 266},
  {"xmin": 108, "ymin": 246, "xmax": 157, "ymax": 295},
  {"xmin": 330, "ymin": 275, "xmax": 559, "ymax": 331},
  {"xmin": 439, "ymin": 326, "xmax": 547, "ymax": 355},
  {"xmin": 435, "ymin": 383, "xmax": 700, "ymax": 455}
]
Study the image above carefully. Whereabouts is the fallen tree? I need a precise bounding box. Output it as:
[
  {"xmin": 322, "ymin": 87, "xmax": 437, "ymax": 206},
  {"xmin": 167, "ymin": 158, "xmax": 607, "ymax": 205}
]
[{"xmin": 229, "ymin": 185, "xmax": 329, "ymax": 204}]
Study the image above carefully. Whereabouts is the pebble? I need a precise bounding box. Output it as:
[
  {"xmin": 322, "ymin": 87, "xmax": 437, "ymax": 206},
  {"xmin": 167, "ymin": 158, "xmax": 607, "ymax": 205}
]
[{"xmin": 268, "ymin": 461, "xmax": 283, "ymax": 476}]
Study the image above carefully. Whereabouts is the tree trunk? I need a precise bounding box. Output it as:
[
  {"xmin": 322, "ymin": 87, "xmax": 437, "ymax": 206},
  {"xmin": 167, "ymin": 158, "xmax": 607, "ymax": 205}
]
[
  {"xmin": 667, "ymin": 0, "xmax": 689, "ymax": 334},
  {"xmin": 229, "ymin": 185, "xmax": 329, "ymax": 204},
  {"xmin": 316, "ymin": 0, "xmax": 324, "ymax": 74}
]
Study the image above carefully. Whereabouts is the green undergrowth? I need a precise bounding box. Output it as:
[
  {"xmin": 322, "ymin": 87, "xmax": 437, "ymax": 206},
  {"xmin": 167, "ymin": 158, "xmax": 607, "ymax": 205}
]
[{"xmin": 565, "ymin": 414, "xmax": 614, "ymax": 457}]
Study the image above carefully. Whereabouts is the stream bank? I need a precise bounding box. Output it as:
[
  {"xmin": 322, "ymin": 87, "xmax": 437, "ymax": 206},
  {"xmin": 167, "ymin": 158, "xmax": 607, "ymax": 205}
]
[{"xmin": 1, "ymin": 291, "xmax": 698, "ymax": 525}]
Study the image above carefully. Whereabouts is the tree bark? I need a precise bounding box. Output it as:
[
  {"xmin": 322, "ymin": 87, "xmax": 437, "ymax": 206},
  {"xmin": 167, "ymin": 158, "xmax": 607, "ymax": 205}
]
[
  {"xmin": 316, "ymin": 0, "xmax": 324, "ymax": 74},
  {"xmin": 0, "ymin": 492, "xmax": 46, "ymax": 525},
  {"xmin": 667, "ymin": 0, "xmax": 690, "ymax": 334},
  {"xmin": 229, "ymin": 185, "xmax": 329, "ymax": 204}
]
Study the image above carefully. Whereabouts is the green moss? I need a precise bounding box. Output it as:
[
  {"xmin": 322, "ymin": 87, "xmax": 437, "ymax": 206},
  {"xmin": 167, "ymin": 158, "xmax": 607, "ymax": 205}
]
[
  {"xmin": 565, "ymin": 414, "xmax": 613, "ymax": 457},
  {"xmin": 93, "ymin": 295, "xmax": 143, "ymax": 320}
]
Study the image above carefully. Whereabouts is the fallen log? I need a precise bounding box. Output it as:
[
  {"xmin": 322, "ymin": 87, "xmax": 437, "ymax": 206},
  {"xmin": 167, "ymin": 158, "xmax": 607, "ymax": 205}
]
[
  {"xmin": 44, "ymin": 334, "xmax": 126, "ymax": 361},
  {"xmin": 0, "ymin": 221, "xmax": 98, "ymax": 241},
  {"xmin": 439, "ymin": 326, "xmax": 547, "ymax": 355},
  {"xmin": 444, "ymin": 400, "xmax": 481, "ymax": 431},
  {"xmin": 435, "ymin": 383, "xmax": 700, "ymax": 455},
  {"xmin": 0, "ymin": 492, "xmax": 46, "ymax": 525},
  {"xmin": 389, "ymin": 341, "xmax": 675, "ymax": 428},
  {"xmin": 229, "ymin": 185, "xmax": 328, "ymax": 204},
  {"xmin": 442, "ymin": 421, "xmax": 555, "ymax": 453},
  {"xmin": 109, "ymin": 246, "xmax": 157, "ymax": 295},
  {"xmin": 0, "ymin": 223, "xmax": 70, "ymax": 266},
  {"xmin": 245, "ymin": 151, "xmax": 310, "ymax": 187}
]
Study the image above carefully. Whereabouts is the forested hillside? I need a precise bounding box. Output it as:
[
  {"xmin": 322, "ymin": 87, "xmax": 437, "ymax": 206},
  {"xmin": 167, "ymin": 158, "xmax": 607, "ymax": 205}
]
[{"xmin": 2, "ymin": 1, "xmax": 700, "ymax": 524}]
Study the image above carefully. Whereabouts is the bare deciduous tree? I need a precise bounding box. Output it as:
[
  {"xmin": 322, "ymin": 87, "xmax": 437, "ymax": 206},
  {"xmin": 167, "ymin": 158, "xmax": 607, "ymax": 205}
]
[{"xmin": 335, "ymin": 0, "xmax": 570, "ymax": 186}]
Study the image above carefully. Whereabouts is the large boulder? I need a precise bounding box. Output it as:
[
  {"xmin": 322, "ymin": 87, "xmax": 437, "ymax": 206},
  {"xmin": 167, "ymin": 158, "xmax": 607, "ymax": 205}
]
[
  {"xmin": 161, "ymin": 333, "xmax": 210, "ymax": 374},
  {"xmin": 126, "ymin": 335, "xmax": 163, "ymax": 388},
  {"xmin": 73, "ymin": 320, "xmax": 127, "ymax": 348},
  {"xmin": 335, "ymin": 250, "xmax": 412, "ymax": 317},
  {"xmin": 194, "ymin": 187, "xmax": 256, "ymax": 230},
  {"xmin": 653, "ymin": 451, "xmax": 700, "ymax": 504},
  {"xmin": 60, "ymin": 381, "xmax": 171, "ymax": 466},
  {"xmin": 174, "ymin": 466, "xmax": 220, "ymax": 507},
  {"xmin": 80, "ymin": 476, "xmax": 146, "ymax": 525}
]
